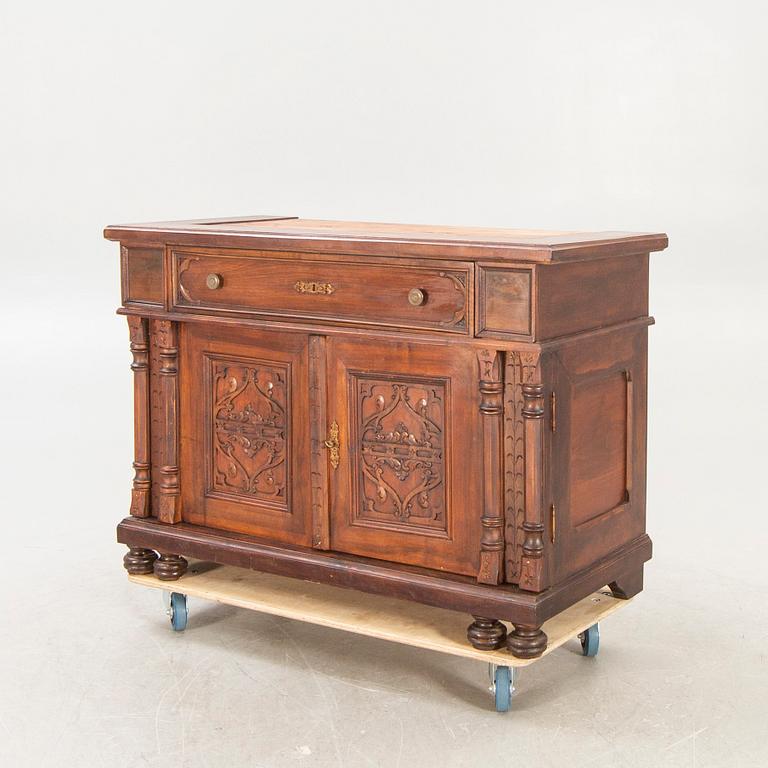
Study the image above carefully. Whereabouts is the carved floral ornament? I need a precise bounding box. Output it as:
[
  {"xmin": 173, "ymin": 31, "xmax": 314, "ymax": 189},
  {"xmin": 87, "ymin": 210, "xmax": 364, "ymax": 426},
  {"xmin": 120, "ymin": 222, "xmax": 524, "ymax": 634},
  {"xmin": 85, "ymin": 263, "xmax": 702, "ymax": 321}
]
[
  {"xmin": 355, "ymin": 378, "xmax": 447, "ymax": 531},
  {"xmin": 210, "ymin": 360, "xmax": 288, "ymax": 503}
]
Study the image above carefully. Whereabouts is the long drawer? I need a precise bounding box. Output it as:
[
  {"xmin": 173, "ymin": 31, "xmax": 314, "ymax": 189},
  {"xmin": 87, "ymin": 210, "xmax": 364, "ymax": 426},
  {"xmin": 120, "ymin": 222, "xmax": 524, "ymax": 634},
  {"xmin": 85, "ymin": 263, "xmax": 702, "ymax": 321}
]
[{"xmin": 171, "ymin": 249, "xmax": 472, "ymax": 333}]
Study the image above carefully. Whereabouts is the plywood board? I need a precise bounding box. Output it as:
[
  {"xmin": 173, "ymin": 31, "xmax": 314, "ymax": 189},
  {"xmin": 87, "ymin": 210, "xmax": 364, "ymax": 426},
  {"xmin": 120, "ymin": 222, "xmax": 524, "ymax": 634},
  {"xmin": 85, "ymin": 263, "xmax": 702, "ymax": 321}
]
[{"xmin": 128, "ymin": 561, "xmax": 630, "ymax": 667}]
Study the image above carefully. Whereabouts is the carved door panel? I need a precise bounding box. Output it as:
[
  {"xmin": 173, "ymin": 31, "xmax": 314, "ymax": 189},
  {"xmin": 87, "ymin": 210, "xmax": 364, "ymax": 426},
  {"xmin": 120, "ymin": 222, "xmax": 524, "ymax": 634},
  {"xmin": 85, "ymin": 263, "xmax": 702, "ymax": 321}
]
[
  {"xmin": 180, "ymin": 324, "xmax": 313, "ymax": 545},
  {"xmin": 549, "ymin": 327, "xmax": 648, "ymax": 583},
  {"xmin": 326, "ymin": 338, "xmax": 482, "ymax": 576}
]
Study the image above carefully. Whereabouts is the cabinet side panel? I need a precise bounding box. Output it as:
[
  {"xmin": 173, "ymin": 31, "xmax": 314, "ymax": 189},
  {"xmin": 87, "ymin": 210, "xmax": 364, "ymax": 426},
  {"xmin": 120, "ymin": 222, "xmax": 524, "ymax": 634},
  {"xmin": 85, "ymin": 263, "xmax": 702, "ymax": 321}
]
[
  {"xmin": 536, "ymin": 254, "xmax": 648, "ymax": 340},
  {"xmin": 551, "ymin": 327, "xmax": 648, "ymax": 582}
]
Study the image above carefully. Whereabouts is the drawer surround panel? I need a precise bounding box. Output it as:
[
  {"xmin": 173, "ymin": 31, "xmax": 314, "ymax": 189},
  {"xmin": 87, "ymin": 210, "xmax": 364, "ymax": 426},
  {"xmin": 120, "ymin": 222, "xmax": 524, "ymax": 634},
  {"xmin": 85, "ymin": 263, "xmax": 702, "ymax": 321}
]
[{"xmin": 171, "ymin": 248, "xmax": 473, "ymax": 334}]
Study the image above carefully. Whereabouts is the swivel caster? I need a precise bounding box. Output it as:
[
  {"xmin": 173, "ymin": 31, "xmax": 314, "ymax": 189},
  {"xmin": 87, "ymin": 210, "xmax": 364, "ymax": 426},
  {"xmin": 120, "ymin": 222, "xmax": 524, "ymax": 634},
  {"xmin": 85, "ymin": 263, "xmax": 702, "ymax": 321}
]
[
  {"xmin": 578, "ymin": 623, "xmax": 599, "ymax": 657},
  {"xmin": 163, "ymin": 591, "xmax": 188, "ymax": 631},
  {"xmin": 488, "ymin": 663, "xmax": 515, "ymax": 712}
]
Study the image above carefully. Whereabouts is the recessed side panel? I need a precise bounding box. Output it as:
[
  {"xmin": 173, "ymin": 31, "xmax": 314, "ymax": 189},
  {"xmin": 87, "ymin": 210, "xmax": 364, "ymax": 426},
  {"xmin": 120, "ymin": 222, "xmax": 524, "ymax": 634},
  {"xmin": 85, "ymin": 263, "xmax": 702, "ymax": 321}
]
[{"xmin": 570, "ymin": 371, "xmax": 629, "ymax": 527}]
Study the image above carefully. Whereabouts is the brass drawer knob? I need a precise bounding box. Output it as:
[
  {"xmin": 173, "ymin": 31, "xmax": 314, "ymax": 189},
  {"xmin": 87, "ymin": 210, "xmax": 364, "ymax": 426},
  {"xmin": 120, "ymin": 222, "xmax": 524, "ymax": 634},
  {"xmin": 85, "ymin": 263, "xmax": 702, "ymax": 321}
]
[
  {"xmin": 206, "ymin": 273, "xmax": 222, "ymax": 290},
  {"xmin": 408, "ymin": 288, "xmax": 425, "ymax": 306}
]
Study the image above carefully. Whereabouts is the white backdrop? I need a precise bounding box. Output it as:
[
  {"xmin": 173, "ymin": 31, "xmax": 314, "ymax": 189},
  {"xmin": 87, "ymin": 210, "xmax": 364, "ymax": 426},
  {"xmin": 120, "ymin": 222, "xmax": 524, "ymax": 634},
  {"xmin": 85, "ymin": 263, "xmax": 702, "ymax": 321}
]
[{"xmin": 1, "ymin": 2, "xmax": 766, "ymax": 766}]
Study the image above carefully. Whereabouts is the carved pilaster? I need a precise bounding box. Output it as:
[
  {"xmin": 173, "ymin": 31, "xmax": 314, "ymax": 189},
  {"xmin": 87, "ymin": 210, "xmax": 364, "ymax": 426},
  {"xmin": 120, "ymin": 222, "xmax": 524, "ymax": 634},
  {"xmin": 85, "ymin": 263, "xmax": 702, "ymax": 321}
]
[
  {"xmin": 519, "ymin": 362, "xmax": 547, "ymax": 592},
  {"xmin": 476, "ymin": 350, "xmax": 505, "ymax": 584},
  {"xmin": 503, "ymin": 352, "xmax": 536, "ymax": 582},
  {"xmin": 128, "ymin": 317, "xmax": 151, "ymax": 517},
  {"xmin": 153, "ymin": 320, "xmax": 181, "ymax": 524}
]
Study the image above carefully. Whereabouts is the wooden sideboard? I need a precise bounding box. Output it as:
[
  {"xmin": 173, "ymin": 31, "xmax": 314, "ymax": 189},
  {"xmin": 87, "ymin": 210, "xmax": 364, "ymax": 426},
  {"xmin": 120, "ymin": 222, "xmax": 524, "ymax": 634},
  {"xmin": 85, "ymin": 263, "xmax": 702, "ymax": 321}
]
[{"xmin": 106, "ymin": 216, "xmax": 667, "ymax": 658}]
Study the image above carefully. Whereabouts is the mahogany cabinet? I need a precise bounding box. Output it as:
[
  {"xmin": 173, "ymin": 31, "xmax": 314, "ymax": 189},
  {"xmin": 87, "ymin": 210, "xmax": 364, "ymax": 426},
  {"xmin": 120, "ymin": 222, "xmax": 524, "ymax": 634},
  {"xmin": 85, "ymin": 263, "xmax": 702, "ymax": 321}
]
[{"xmin": 107, "ymin": 216, "xmax": 667, "ymax": 658}]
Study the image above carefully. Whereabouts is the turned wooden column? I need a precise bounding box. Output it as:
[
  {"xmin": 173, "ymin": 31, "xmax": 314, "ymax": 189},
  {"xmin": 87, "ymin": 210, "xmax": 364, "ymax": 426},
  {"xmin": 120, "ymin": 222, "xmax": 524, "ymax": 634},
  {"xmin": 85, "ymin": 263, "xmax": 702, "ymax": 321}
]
[
  {"xmin": 128, "ymin": 317, "xmax": 151, "ymax": 517},
  {"xmin": 476, "ymin": 349, "xmax": 505, "ymax": 585},
  {"xmin": 153, "ymin": 320, "xmax": 181, "ymax": 524},
  {"xmin": 518, "ymin": 353, "xmax": 547, "ymax": 593}
]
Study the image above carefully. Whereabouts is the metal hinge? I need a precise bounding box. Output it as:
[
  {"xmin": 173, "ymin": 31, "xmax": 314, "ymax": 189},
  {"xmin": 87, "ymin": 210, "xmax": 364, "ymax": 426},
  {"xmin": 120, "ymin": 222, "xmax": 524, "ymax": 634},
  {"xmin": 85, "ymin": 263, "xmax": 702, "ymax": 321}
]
[{"xmin": 550, "ymin": 504, "xmax": 556, "ymax": 544}]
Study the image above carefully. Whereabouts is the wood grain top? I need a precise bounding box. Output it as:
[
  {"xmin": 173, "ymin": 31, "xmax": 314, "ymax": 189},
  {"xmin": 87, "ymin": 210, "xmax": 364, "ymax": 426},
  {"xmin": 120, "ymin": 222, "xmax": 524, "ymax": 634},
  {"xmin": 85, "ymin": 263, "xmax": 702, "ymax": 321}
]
[{"xmin": 105, "ymin": 215, "xmax": 668, "ymax": 263}]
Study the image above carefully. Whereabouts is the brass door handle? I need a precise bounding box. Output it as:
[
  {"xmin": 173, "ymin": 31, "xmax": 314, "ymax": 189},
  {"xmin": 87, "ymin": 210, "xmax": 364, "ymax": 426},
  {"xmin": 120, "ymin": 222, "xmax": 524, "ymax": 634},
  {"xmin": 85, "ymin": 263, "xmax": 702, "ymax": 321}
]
[
  {"xmin": 206, "ymin": 273, "xmax": 222, "ymax": 290},
  {"xmin": 324, "ymin": 420, "xmax": 340, "ymax": 470},
  {"xmin": 408, "ymin": 288, "xmax": 425, "ymax": 306}
]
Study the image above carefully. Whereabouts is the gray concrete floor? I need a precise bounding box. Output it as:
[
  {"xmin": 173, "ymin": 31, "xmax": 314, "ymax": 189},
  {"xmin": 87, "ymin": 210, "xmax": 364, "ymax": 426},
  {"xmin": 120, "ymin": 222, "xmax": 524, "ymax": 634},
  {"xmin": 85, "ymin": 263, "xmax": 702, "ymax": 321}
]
[
  {"xmin": 1, "ymin": 534, "xmax": 766, "ymax": 767},
  {"xmin": 0, "ymin": 531, "xmax": 768, "ymax": 768},
  {"xmin": 2, "ymin": 285, "xmax": 767, "ymax": 767}
]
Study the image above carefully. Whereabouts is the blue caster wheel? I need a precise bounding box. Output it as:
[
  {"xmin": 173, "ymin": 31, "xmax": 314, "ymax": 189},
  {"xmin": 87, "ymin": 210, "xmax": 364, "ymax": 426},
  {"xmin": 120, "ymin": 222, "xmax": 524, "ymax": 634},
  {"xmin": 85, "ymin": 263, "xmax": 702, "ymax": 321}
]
[
  {"xmin": 169, "ymin": 592, "xmax": 187, "ymax": 631},
  {"xmin": 489, "ymin": 664, "xmax": 515, "ymax": 712},
  {"xmin": 579, "ymin": 623, "xmax": 599, "ymax": 657}
]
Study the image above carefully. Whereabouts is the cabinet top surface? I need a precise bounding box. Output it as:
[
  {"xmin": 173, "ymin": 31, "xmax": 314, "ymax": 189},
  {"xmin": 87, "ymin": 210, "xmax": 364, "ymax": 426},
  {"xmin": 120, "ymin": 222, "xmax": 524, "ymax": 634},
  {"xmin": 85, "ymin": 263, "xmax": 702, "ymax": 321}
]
[{"xmin": 105, "ymin": 215, "xmax": 668, "ymax": 263}]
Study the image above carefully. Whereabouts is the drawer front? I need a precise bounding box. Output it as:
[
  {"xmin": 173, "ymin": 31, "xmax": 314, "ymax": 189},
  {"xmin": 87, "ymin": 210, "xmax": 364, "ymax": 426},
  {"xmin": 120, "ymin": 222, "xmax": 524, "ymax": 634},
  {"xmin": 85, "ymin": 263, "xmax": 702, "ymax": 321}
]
[{"xmin": 172, "ymin": 249, "xmax": 471, "ymax": 333}]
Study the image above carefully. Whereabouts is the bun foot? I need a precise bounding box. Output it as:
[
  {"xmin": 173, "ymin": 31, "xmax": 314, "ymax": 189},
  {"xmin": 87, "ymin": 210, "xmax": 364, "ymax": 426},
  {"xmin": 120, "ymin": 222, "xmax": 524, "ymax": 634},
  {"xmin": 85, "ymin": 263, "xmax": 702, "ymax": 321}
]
[
  {"xmin": 609, "ymin": 567, "xmax": 644, "ymax": 600},
  {"xmin": 123, "ymin": 547, "xmax": 158, "ymax": 575},
  {"xmin": 467, "ymin": 616, "xmax": 507, "ymax": 650},
  {"xmin": 507, "ymin": 624, "xmax": 548, "ymax": 659},
  {"xmin": 153, "ymin": 553, "xmax": 188, "ymax": 581}
]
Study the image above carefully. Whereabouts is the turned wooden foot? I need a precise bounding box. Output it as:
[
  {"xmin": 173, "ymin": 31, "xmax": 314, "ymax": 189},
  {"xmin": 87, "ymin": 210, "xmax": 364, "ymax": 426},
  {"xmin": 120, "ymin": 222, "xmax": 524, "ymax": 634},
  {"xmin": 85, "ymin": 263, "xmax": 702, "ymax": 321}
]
[
  {"xmin": 609, "ymin": 567, "xmax": 644, "ymax": 599},
  {"xmin": 153, "ymin": 553, "xmax": 188, "ymax": 581},
  {"xmin": 123, "ymin": 547, "xmax": 158, "ymax": 575},
  {"xmin": 507, "ymin": 624, "xmax": 548, "ymax": 659},
  {"xmin": 467, "ymin": 616, "xmax": 507, "ymax": 650}
]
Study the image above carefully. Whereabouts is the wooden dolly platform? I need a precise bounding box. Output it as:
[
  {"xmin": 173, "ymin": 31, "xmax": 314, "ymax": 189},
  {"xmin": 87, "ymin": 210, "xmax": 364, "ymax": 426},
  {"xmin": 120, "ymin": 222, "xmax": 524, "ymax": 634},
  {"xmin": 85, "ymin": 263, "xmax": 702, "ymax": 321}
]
[{"xmin": 128, "ymin": 561, "xmax": 630, "ymax": 712}]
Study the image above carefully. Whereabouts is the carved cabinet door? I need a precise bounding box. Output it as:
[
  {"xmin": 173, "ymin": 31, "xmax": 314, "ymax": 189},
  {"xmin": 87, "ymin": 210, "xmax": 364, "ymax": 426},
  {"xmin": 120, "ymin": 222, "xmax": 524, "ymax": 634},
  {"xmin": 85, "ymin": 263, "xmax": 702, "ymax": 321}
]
[
  {"xmin": 180, "ymin": 324, "xmax": 313, "ymax": 545},
  {"xmin": 326, "ymin": 338, "xmax": 483, "ymax": 576}
]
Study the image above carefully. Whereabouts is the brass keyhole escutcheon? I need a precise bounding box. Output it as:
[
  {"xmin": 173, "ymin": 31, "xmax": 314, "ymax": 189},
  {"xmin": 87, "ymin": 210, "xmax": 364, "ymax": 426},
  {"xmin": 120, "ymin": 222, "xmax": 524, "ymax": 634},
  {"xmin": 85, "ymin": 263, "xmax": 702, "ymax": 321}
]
[
  {"xmin": 408, "ymin": 288, "xmax": 426, "ymax": 306},
  {"xmin": 206, "ymin": 273, "xmax": 222, "ymax": 290},
  {"xmin": 295, "ymin": 280, "xmax": 335, "ymax": 295},
  {"xmin": 324, "ymin": 420, "xmax": 340, "ymax": 470}
]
